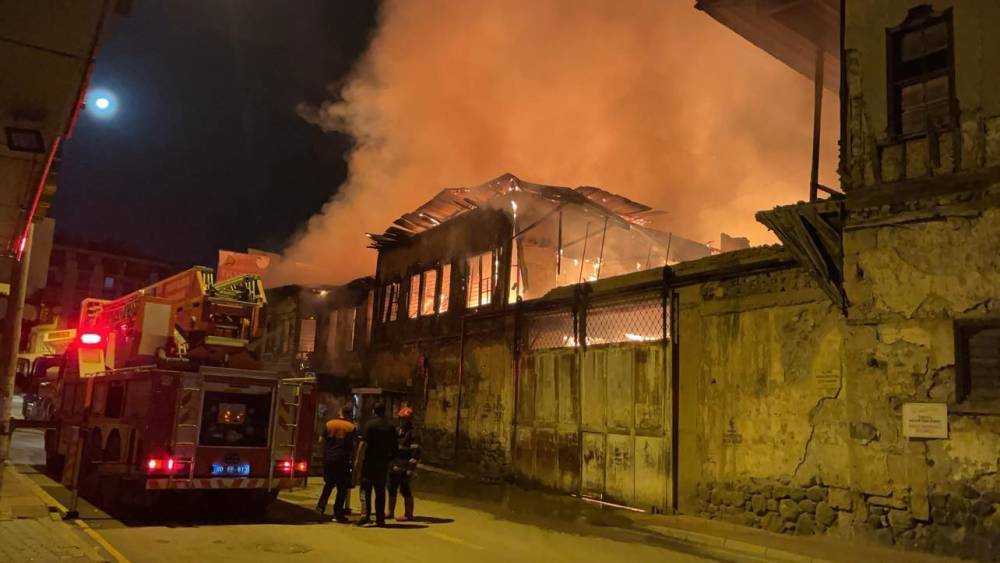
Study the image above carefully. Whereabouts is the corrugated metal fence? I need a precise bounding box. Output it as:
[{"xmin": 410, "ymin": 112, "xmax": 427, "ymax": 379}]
[{"xmin": 514, "ymin": 287, "xmax": 672, "ymax": 513}]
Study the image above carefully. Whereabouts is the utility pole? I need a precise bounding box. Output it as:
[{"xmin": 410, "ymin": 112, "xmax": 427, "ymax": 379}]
[{"xmin": 0, "ymin": 223, "xmax": 34, "ymax": 493}]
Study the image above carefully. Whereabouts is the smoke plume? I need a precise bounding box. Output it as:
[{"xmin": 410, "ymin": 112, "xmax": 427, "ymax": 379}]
[{"xmin": 270, "ymin": 0, "xmax": 839, "ymax": 285}]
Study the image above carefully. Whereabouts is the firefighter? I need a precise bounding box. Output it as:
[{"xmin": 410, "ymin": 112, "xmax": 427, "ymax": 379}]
[
  {"xmin": 357, "ymin": 401, "xmax": 397, "ymax": 527},
  {"xmin": 316, "ymin": 404, "xmax": 356, "ymax": 523},
  {"xmin": 388, "ymin": 404, "xmax": 420, "ymax": 521}
]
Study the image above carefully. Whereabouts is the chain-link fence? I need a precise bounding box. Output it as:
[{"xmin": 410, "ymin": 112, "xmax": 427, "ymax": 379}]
[
  {"xmin": 585, "ymin": 295, "xmax": 664, "ymax": 346},
  {"xmin": 525, "ymin": 309, "xmax": 576, "ymax": 350},
  {"xmin": 523, "ymin": 290, "xmax": 666, "ymax": 351}
]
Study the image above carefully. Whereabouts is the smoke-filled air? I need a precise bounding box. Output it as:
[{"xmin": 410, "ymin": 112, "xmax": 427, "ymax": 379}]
[{"xmin": 269, "ymin": 0, "xmax": 839, "ymax": 285}]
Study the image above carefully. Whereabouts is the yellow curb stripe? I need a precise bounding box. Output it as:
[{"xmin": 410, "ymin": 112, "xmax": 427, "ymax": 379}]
[
  {"xmin": 73, "ymin": 519, "xmax": 132, "ymax": 563},
  {"xmin": 15, "ymin": 469, "xmax": 131, "ymax": 563}
]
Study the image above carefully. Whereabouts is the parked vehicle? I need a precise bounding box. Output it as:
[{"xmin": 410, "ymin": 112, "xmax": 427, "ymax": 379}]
[{"xmin": 43, "ymin": 268, "xmax": 316, "ymax": 511}]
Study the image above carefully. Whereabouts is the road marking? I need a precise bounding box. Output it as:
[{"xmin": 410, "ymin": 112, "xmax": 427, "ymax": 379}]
[
  {"xmin": 17, "ymin": 470, "xmax": 132, "ymax": 563},
  {"xmin": 72, "ymin": 520, "xmax": 132, "ymax": 563},
  {"xmin": 427, "ymin": 530, "xmax": 485, "ymax": 550}
]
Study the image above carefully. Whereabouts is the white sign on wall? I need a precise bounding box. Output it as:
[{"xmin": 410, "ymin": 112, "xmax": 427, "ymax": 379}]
[{"xmin": 902, "ymin": 402, "xmax": 949, "ymax": 439}]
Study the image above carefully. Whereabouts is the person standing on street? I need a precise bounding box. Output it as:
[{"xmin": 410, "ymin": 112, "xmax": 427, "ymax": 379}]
[
  {"xmin": 316, "ymin": 404, "xmax": 356, "ymax": 523},
  {"xmin": 388, "ymin": 405, "xmax": 420, "ymax": 521},
  {"xmin": 357, "ymin": 401, "xmax": 397, "ymax": 527}
]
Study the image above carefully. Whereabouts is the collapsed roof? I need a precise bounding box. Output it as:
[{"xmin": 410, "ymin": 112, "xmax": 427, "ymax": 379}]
[{"xmin": 367, "ymin": 173, "xmax": 685, "ymax": 250}]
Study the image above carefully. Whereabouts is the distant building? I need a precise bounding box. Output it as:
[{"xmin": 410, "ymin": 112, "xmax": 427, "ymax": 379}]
[{"xmin": 32, "ymin": 236, "xmax": 175, "ymax": 326}]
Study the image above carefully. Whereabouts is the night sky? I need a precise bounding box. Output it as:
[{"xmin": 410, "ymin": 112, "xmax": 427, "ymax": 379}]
[{"xmin": 55, "ymin": 0, "xmax": 378, "ymax": 267}]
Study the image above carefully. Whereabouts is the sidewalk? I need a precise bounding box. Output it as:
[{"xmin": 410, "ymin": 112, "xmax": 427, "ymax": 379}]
[
  {"xmin": 416, "ymin": 467, "xmax": 962, "ymax": 563},
  {"xmin": 0, "ymin": 464, "xmax": 114, "ymax": 562},
  {"xmin": 630, "ymin": 512, "xmax": 961, "ymax": 563}
]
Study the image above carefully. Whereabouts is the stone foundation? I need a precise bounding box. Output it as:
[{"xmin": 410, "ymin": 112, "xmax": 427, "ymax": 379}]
[{"xmin": 698, "ymin": 479, "xmax": 1000, "ymax": 560}]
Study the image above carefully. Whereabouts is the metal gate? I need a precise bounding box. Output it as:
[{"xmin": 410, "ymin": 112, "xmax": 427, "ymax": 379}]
[
  {"xmin": 580, "ymin": 342, "xmax": 669, "ymax": 512},
  {"xmin": 517, "ymin": 292, "xmax": 671, "ymax": 512}
]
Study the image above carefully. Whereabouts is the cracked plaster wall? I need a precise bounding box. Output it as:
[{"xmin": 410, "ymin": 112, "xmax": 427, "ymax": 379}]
[
  {"xmin": 841, "ymin": 186, "xmax": 1000, "ymax": 558},
  {"xmin": 677, "ymin": 268, "xmax": 848, "ymax": 515}
]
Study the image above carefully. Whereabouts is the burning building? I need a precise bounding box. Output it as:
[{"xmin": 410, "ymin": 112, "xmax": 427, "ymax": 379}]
[
  {"xmin": 266, "ymin": 1, "xmax": 1000, "ymax": 558},
  {"xmin": 368, "ymin": 172, "xmax": 709, "ymax": 312}
]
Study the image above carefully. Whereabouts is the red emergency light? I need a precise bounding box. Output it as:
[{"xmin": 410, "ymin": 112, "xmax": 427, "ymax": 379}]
[
  {"xmin": 79, "ymin": 332, "xmax": 103, "ymax": 346},
  {"xmin": 276, "ymin": 460, "xmax": 308, "ymax": 474},
  {"xmin": 146, "ymin": 456, "xmax": 186, "ymax": 475}
]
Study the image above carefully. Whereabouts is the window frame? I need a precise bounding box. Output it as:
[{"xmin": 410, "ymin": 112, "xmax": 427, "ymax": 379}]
[
  {"xmin": 466, "ymin": 250, "xmax": 497, "ymax": 310},
  {"xmin": 886, "ymin": 7, "xmax": 956, "ymax": 141},
  {"xmin": 381, "ymin": 281, "xmax": 401, "ymax": 324},
  {"xmin": 955, "ymin": 318, "xmax": 1000, "ymax": 404}
]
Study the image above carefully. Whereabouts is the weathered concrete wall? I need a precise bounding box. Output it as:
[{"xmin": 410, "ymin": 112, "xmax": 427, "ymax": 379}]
[
  {"xmin": 839, "ymin": 181, "xmax": 1000, "ymax": 559},
  {"xmin": 368, "ymin": 318, "xmax": 515, "ymax": 477},
  {"xmin": 843, "ymin": 1, "xmax": 1000, "ymax": 190},
  {"xmin": 675, "ymin": 257, "xmax": 848, "ymax": 532}
]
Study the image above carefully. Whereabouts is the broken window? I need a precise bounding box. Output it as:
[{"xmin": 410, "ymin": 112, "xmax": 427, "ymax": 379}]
[
  {"xmin": 956, "ymin": 320, "xmax": 1000, "ymax": 402},
  {"xmin": 438, "ymin": 263, "xmax": 451, "ymax": 314},
  {"xmin": 466, "ymin": 251, "xmax": 495, "ymax": 309},
  {"xmin": 298, "ymin": 318, "xmax": 317, "ymax": 353},
  {"xmin": 408, "ymin": 273, "xmax": 420, "ymax": 319},
  {"xmin": 888, "ymin": 8, "xmax": 954, "ymax": 138},
  {"xmin": 381, "ymin": 281, "xmax": 400, "ymax": 323},
  {"xmin": 421, "ymin": 269, "xmax": 437, "ymax": 316}
]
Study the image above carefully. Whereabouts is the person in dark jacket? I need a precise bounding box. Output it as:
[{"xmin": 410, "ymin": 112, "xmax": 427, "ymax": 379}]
[
  {"xmin": 388, "ymin": 405, "xmax": 420, "ymax": 521},
  {"xmin": 357, "ymin": 401, "xmax": 397, "ymax": 527},
  {"xmin": 316, "ymin": 404, "xmax": 356, "ymax": 523}
]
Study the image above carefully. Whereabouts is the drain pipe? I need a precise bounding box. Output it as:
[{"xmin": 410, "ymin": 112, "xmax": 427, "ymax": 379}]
[{"xmin": 453, "ymin": 316, "xmax": 466, "ymax": 462}]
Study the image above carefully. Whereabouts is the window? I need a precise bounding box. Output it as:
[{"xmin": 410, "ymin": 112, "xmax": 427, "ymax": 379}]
[
  {"xmin": 888, "ymin": 7, "xmax": 954, "ymax": 138},
  {"xmin": 956, "ymin": 320, "xmax": 1000, "ymax": 402},
  {"xmin": 365, "ymin": 289, "xmax": 374, "ymax": 343},
  {"xmin": 103, "ymin": 276, "xmax": 115, "ymax": 290},
  {"xmin": 298, "ymin": 318, "xmax": 317, "ymax": 353},
  {"xmin": 466, "ymin": 251, "xmax": 495, "ymax": 309},
  {"xmin": 408, "ymin": 273, "xmax": 420, "ymax": 319},
  {"xmin": 381, "ymin": 282, "xmax": 400, "ymax": 323},
  {"xmin": 438, "ymin": 264, "xmax": 451, "ymax": 314},
  {"xmin": 345, "ymin": 307, "xmax": 357, "ymax": 352},
  {"xmin": 421, "ymin": 269, "xmax": 437, "ymax": 316}
]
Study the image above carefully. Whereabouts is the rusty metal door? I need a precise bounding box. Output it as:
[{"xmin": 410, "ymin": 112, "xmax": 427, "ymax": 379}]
[{"xmin": 580, "ymin": 343, "xmax": 669, "ymax": 512}]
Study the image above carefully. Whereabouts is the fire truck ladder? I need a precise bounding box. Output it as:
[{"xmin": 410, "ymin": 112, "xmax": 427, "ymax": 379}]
[
  {"xmin": 172, "ymin": 373, "xmax": 205, "ymax": 484},
  {"xmin": 268, "ymin": 379, "xmax": 302, "ymax": 490}
]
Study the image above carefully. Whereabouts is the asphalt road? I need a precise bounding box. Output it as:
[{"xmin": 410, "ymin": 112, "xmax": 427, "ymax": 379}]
[{"xmin": 8, "ymin": 422, "xmax": 723, "ymax": 563}]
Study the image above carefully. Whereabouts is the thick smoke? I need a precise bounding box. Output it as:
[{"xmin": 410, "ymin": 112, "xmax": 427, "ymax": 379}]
[{"xmin": 270, "ymin": 0, "xmax": 839, "ymax": 285}]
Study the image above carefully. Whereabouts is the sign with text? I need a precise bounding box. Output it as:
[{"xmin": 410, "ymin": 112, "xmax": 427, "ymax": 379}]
[
  {"xmin": 217, "ymin": 250, "xmax": 273, "ymax": 281},
  {"xmin": 902, "ymin": 402, "xmax": 949, "ymax": 439}
]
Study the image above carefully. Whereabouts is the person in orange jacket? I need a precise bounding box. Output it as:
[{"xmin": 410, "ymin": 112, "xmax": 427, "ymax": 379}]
[{"xmin": 316, "ymin": 404, "xmax": 356, "ymax": 523}]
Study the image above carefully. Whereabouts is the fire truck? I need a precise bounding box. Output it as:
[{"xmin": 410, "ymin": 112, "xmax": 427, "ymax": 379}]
[{"xmin": 43, "ymin": 267, "xmax": 316, "ymax": 510}]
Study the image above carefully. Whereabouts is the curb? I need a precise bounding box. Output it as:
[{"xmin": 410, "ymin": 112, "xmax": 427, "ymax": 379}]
[
  {"xmin": 646, "ymin": 525, "xmax": 834, "ymax": 563},
  {"xmin": 9, "ymin": 466, "xmax": 132, "ymax": 563}
]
